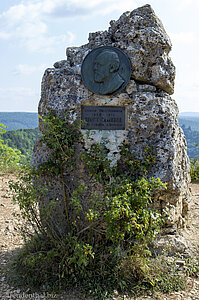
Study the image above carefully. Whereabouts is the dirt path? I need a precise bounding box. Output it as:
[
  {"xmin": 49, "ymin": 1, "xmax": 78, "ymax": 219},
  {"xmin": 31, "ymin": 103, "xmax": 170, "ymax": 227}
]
[{"xmin": 0, "ymin": 173, "xmax": 199, "ymax": 300}]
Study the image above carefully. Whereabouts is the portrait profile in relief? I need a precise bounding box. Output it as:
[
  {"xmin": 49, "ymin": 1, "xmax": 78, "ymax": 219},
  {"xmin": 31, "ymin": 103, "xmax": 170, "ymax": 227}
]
[
  {"xmin": 81, "ymin": 46, "xmax": 131, "ymax": 96},
  {"xmin": 93, "ymin": 49, "xmax": 124, "ymax": 95}
]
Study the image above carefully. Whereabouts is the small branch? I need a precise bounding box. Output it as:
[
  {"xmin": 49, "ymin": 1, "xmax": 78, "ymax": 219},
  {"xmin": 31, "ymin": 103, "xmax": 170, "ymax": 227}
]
[
  {"xmin": 60, "ymin": 166, "xmax": 70, "ymax": 230},
  {"xmin": 92, "ymin": 228, "xmax": 105, "ymax": 235},
  {"xmin": 77, "ymin": 224, "xmax": 105, "ymax": 236},
  {"xmin": 77, "ymin": 225, "xmax": 91, "ymax": 235}
]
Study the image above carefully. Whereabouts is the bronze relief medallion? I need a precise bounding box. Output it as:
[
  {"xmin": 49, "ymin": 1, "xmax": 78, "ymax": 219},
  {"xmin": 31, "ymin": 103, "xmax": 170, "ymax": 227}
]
[{"xmin": 81, "ymin": 46, "xmax": 132, "ymax": 96}]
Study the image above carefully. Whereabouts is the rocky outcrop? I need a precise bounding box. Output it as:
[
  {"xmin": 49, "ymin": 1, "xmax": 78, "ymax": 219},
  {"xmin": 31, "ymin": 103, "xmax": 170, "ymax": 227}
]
[
  {"xmin": 32, "ymin": 4, "xmax": 190, "ymax": 232},
  {"xmin": 66, "ymin": 4, "xmax": 175, "ymax": 94}
]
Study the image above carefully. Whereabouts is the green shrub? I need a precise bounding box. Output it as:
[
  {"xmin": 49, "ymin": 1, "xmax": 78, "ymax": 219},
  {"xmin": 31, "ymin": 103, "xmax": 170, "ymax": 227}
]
[
  {"xmin": 0, "ymin": 123, "xmax": 26, "ymax": 173},
  {"xmin": 1, "ymin": 127, "xmax": 41, "ymax": 162},
  {"xmin": 8, "ymin": 113, "xmax": 190, "ymax": 299},
  {"xmin": 190, "ymin": 157, "xmax": 199, "ymax": 182}
]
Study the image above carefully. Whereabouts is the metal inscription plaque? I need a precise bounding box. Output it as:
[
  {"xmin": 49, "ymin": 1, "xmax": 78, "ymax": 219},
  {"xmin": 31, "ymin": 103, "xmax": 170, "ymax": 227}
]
[
  {"xmin": 81, "ymin": 106, "xmax": 125, "ymax": 130},
  {"xmin": 81, "ymin": 46, "xmax": 132, "ymax": 96}
]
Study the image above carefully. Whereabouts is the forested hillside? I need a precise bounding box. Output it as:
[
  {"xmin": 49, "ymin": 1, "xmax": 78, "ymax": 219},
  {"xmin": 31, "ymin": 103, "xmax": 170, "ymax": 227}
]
[
  {"xmin": 1, "ymin": 128, "xmax": 41, "ymax": 161},
  {"xmin": 181, "ymin": 125, "xmax": 199, "ymax": 159},
  {"xmin": 179, "ymin": 116, "xmax": 199, "ymax": 132},
  {"xmin": 0, "ymin": 112, "xmax": 38, "ymax": 130}
]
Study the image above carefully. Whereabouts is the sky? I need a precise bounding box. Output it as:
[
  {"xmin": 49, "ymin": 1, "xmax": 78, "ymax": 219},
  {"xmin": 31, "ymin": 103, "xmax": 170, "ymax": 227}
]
[{"xmin": 0, "ymin": 0, "xmax": 199, "ymax": 113}]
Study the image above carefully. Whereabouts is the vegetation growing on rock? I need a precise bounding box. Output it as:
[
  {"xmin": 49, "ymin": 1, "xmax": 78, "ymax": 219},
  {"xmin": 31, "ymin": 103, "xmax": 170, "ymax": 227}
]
[{"xmin": 8, "ymin": 113, "xmax": 197, "ymax": 299}]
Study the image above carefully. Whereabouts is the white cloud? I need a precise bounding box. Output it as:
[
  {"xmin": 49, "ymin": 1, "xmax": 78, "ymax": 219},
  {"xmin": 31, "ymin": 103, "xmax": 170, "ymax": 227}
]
[
  {"xmin": 93, "ymin": 0, "xmax": 137, "ymax": 15},
  {"xmin": 175, "ymin": 68, "xmax": 199, "ymax": 89},
  {"xmin": 16, "ymin": 21, "xmax": 47, "ymax": 39},
  {"xmin": 174, "ymin": 65, "xmax": 199, "ymax": 111},
  {"xmin": 14, "ymin": 64, "xmax": 47, "ymax": 76},
  {"xmin": 0, "ymin": 87, "xmax": 38, "ymax": 112},
  {"xmin": 0, "ymin": 1, "xmax": 76, "ymax": 53},
  {"xmin": 0, "ymin": 1, "xmax": 77, "ymax": 53},
  {"xmin": 1, "ymin": 0, "xmax": 128, "ymax": 53},
  {"xmin": 41, "ymin": 0, "xmax": 137, "ymax": 17},
  {"xmin": 0, "ymin": 0, "xmax": 136, "ymax": 53},
  {"xmin": 24, "ymin": 32, "xmax": 74, "ymax": 53},
  {"xmin": 174, "ymin": 85, "xmax": 199, "ymax": 112},
  {"xmin": 0, "ymin": 31, "xmax": 11, "ymax": 39},
  {"xmin": 177, "ymin": 0, "xmax": 199, "ymax": 9},
  {"xmin": 0, "ymin": 2, "xmax": 45, "ymax": 50},
  {"xmin": 170, "ymin": 32, "xmax": 197, "ymax": 44},
  {"xmin": 0, "ymin": 2, "xmax": 42, "ymax": 28},
  {"xmin": 0, "ymin": 0, "xmax": 136, "ymax": 27},
  {"xmin": 0, "ymin": 87, "xmax": 37, "ymax": 97}
]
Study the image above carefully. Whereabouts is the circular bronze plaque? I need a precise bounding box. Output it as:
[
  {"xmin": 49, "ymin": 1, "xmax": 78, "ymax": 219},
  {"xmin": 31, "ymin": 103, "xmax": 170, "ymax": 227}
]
[{"xmin": 81, "ymin": 46, "xmax": 132, "ymax": 96}]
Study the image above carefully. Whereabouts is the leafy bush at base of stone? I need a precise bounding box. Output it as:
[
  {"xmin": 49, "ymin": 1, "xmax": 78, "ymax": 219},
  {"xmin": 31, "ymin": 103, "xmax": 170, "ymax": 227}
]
[
  {"xmin": 8, "ymin": 113, "xmax": 191, "ymax": 299},
  {"xmin": 9, "ymin": 173, "xmax": 166, "ymax": 297}
]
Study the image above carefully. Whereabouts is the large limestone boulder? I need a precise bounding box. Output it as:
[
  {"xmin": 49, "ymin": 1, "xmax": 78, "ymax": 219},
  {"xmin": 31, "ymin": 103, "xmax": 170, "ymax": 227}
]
[
  {"xmin": 67, "ymin": 4, "xmax": 175, "ymax": 94},
  {"xmin": 32, "ymin": 4, "xmax": 190, "ymax": 233}
]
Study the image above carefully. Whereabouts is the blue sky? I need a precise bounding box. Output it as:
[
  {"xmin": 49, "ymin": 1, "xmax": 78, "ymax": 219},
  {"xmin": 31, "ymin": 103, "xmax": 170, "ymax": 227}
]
[{"xmin": 0, "ymin": 0, "xmax": 199, "ymax": 112}]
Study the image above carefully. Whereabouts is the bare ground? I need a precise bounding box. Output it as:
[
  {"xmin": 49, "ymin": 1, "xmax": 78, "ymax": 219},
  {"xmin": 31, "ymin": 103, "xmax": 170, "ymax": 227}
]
[{"xmin": 0, "ymin": 172, "xmax": 199, "ymax": 300}]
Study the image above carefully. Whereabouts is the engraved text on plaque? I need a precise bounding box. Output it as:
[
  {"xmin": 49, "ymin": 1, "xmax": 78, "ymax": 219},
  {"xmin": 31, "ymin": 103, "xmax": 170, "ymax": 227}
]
[{"xmin": 81, "ymin": 106, "xmax": 125, "ymax": 130}]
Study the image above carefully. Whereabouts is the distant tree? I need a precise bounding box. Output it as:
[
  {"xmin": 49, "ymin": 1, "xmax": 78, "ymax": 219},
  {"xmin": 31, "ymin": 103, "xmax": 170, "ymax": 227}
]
[
  {"xmin": 0, "ymin": 124, "xmax": 26, "ymax": 172},
  {"xmin": 1, "ymin": 127, "xmax": 41, "ymax": 161},
  {"xmin": 181, "ymin": 125, "xmax": 199, "ymax": 159}
]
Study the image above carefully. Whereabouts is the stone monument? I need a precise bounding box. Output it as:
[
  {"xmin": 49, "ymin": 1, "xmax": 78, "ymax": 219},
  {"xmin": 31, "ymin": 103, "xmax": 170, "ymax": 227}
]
[{"xmin": 32, "ymin": 4, "xmax": 190, "ymax": 234}]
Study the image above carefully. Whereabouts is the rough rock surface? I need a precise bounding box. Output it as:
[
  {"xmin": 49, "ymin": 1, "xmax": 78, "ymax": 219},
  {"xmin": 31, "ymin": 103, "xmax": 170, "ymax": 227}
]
[
  {"xmin": 32, "ymin": 4, "xmax": 190, "ymax": 231},
  {"xmin": 66, "ymin": 4, "xmax": 175, "ymax": 94}
]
